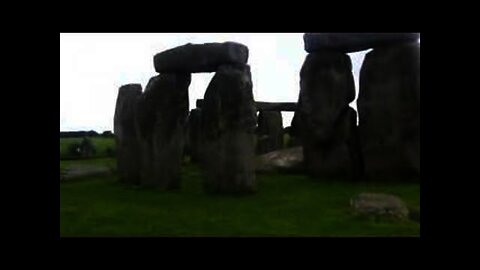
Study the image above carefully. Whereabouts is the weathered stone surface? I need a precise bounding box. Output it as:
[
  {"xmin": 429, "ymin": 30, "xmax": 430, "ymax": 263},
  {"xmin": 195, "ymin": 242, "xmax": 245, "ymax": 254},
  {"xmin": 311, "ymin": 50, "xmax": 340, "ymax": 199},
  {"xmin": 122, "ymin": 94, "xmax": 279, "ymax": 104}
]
[
  {"xmin": 196, "ymin": 99, "xmax": 203, "ymax": 109},
  {"xmin": 358, "ymin": 42, "xmax": 420, "ymax": 181},
  {"xmin": 114, "ymin": 84, "xmax": 142, "ymax": 184},
  {"xmin": 303, "ymin": 107, "xmax": 362, "ymax": 180},
  {"xmin": 197, "ymin": 99, "xmax": 297, "ymax": 112},
  {"xmin": 256, "ymin": 111, "xmax": 284, "ymax": 154},
  {"xmin": 288, "ymin": 113, "xmax": 303, "ymax": 147},
  {"xmin": 304, "ymin": 33, "xmax": 420, "ymax": 53},
  {"xmin": 200, "ymin": 64, "xmax": 257, "ymax": 194},
  {"xmin": 298, "ymin": 52, "xmax": 356, "ymax": 130},
  {"xmin": 283, "ymin": 126, "xmax": 302, "ymax": 148},
  {"xmin": 350, "ymin": 193, "xmax": 409, "ymax": 220},
  {"xmin": 348, "ymin": 109, "xmax": 365, "ymax": 180},
  {"xmin": 134, "ymin": 73, "xmax": 191, "ymax": 189},
  {"xmin": 256, "ymin": 147, "xmax": 304, "ymax": 173},
  {"xmin": 186, "ymin": 108, "xmax": 202, "ymax": 162},
  {"xmin": 296, "ymin": 51, "xmax": 361, "ymax": 180},
  {"xmin": 154, "ymin": 42, "xmax": 249, "ymax": 73}
]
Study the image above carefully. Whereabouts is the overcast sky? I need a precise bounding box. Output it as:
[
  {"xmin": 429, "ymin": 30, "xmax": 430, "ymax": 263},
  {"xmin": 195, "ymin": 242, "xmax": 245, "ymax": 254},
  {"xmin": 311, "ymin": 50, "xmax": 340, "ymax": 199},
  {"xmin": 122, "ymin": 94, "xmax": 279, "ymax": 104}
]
[{"xmin": 60, "ymin": 33, "xmax": 371, "ymax": 132}]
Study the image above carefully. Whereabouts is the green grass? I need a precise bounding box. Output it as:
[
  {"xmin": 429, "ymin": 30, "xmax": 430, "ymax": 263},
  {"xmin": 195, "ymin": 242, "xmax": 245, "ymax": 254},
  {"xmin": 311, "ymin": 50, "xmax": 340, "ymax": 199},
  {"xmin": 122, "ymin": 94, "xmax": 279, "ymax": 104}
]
[
  {"xmin": 60, "ymin": 159, "xmax": 420, "ymax": 237},
  {"xmin": 60, "ymin": 157, "xmax": 117, "ymax": 172},
  {"xmin": 60, "ymin": 137, "xmax": 115, "ymax": 159}
]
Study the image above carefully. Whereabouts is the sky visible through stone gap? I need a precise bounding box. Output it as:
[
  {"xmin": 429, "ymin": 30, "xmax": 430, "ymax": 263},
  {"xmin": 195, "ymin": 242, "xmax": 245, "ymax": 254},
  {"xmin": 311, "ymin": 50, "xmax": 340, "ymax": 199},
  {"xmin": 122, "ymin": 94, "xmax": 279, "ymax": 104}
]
[{"xmin": 60, "ymin": 33, "xmax": 376, "ymax": 132}]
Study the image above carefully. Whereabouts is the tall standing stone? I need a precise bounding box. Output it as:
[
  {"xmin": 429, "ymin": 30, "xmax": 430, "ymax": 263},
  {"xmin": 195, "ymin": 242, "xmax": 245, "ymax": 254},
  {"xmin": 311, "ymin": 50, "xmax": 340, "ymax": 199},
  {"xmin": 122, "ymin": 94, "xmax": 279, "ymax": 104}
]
[
  {"xmin": 288, "ymin": 112, "xmax": 303, "ymax": 147},
  {"xmin": 358, "ymin": 42, "xmax": 420, "ymax": 181},
  {"xmin": 134, "ymin": 73, "xmax": 191, "ymax": 189},
  {"xmin": 114, "ymin": 84, "xmax": 142, "ymax": 184},
  {"xmin": 296, "ymin": 51, "xmax": 361, "ymax": 180},
  {"xmin": 200, "ymin": 64, "xmax": 257, "ymax": 194},
  {"xmin": 256, "ymin": 110, "xmax": 284, "ymax": 154},
  {"xmin": 187, "ymin": 108, "xmax": 202, "ymax": 162}
]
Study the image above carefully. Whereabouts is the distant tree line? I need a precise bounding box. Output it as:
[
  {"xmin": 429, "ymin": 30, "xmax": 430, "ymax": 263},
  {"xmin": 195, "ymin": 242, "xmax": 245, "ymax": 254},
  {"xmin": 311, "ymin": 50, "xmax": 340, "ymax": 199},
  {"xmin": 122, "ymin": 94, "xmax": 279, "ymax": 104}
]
[{"xmin": 60, "ymin": 130, "xmax": 114, "ymax": 138}]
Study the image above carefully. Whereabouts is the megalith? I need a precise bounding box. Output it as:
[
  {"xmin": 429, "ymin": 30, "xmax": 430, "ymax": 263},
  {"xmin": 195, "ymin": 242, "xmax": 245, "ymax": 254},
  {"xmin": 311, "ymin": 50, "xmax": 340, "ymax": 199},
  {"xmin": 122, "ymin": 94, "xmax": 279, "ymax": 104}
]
[
  {"xmin": 357, "ymin": 42, "xmax": 420, "ymax": 181},
  {"xmin": 256, "ymin": 110, "xmax": 284, "ymax": 154},
  {"xmin": 287, "ymin": 113, "xmax": 303, "ymax": 148},
  {"xmin": 186, "ymin": 108, "xmax": 202, "ymax": 162},
  {"xmin": 200, "ymin": 64, "xmax": 257, "ymax": 194},
  {"xmin": 296, "ymin": 51, "xmax": 361, "ymax": 180},
  {"xmin": 154, "ymin": 42, "xmax": 249, "ymax": 73},
  {"xmin": 134, "ymin": 73, "xmax": 191, "ymax": 189},
  {"xmin": 114, "ymin": 84, "xmax": 142, "ymax": 184}
]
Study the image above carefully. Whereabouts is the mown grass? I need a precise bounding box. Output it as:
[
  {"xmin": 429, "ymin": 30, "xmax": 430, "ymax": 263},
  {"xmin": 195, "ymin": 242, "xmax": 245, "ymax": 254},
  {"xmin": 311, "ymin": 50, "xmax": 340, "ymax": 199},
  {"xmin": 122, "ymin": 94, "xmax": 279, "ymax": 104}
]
[
  {"xmin": 60, "ymin": 137, "xmax": 115, "ymax": 159},
  {"xmin": 60, "ymin": 158, "xmax": 420, "ymax": 237},
  {"xmin": 60, "ymin": 157, "xmax": 117, "ymax": 172}
]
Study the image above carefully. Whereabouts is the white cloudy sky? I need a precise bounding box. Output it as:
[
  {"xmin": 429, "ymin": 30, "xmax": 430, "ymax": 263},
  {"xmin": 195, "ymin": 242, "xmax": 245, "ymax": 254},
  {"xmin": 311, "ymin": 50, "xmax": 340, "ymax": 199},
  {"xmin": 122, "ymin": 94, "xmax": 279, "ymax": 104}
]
[{"xmin": 60, "ymin": 33, "xmax": 370, "ymax": 132}]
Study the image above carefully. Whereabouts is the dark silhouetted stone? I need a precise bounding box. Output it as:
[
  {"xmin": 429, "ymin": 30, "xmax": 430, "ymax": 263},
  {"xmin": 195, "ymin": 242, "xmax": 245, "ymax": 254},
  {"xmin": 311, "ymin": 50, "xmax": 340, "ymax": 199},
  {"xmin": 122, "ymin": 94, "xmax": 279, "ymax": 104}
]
[
  {"xmin": 154, "ymin": 42, "xmax": 249, "ymax": 73},
  {"xmin": 296, "ymin": 51, "xmax": 355, "ymax": 141},
  {"xmin": 283, "ymin": 126, "xmax": 302, "ymax": 148},
  {"xmin": 255, "ymin": 102, "xmax": 297, "ymax": 111},
  {"xmin": 304, "ymin": 33, "xmax": 420, "ymax": 53},
  {"xmin": 358, "ymin": 42, "xmax": 420, "ymax": 181},
  {"xmin": 290, "ymin": 114, "xmax": 300, "ymax": 137},
  {"xmin": 114, "ymin": 84, "xmax": 142, "ymax": 184},
  {"xmin": 256, "ymin": 111, "xmax": 284, "ymax": 154},
  {"xmin": 197, "ymin": 99, "xmax": 297, "ymax": 112},
  {"xmin": 296, "ymin": 51, "xmax": 361, "ymax": 180},
  {"xmin": 195, "ymin": 99, "xmax": 203, "ymax": 109},
  {"xmin": 186, "ymin": 108, "xmax": 202, "ymax": 162},
  {"xmin": 302, "ymin": 107, "xmax": 362, "ymax": 180},
  {"xmin": 200, "ymin": 64, "xmax": 257, "ymax": 194},
  {"xmin": 134, "ymin": 73, "xmax": 191, "ymax": 189}
]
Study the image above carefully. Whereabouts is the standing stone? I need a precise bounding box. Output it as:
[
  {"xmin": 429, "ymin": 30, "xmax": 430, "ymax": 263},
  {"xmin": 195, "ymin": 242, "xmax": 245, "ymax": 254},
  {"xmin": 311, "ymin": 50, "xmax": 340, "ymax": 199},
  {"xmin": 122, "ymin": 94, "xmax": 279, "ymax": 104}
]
[
  {"xmin": 256, "ymin": 110, "xmax": 284, "ymax": 154},
  {"xmin": 346, "ymin": 108, "xmax": 364, "ymax": 179},
  {"xmin": 358, "ymin": 42, "xmax": 420, "ymax": 181},
  {"xmin": 296, "ymin": 51, "xmax": 360, "ymax": 180},
  {"xmin": 288, "ymin": 113, "xmax": 303, "ymax": 147},
  {"xmin": 183, "ymin": 114, "xmax": 192, "ymax": 160},
  {"xmin": 134, "ymin": 73, "xmax": 191, "ymax": 189},
  {"xmin": 114, "ymin": 84, "xmax": 142, "ymax": 184},
  {"xmin": 200, "ymin": 64, "xmax": 257, "ymax": 194},
  {"xmin": 187, "ymin": 108, "xmax": 202, "ymax": 162},
  {"xmin": 284, "ymin": 126, "xmax": 302, "ymax": 148}
]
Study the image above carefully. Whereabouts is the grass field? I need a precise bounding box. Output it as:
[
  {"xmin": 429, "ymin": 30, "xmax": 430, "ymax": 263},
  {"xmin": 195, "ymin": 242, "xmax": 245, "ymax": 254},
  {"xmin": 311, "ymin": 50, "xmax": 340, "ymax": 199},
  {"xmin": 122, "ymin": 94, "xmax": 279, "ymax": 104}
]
[
  {"xmin": 60, "ymin": 157, "xmax": 420, "ymax": 237},
  {"xmin": 60, "ymin": 157, "xmax": 116, "ymax": 172},
  {"xmin": 60, "ymin": 137, "xmax": 115, "ymax": 159}
]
